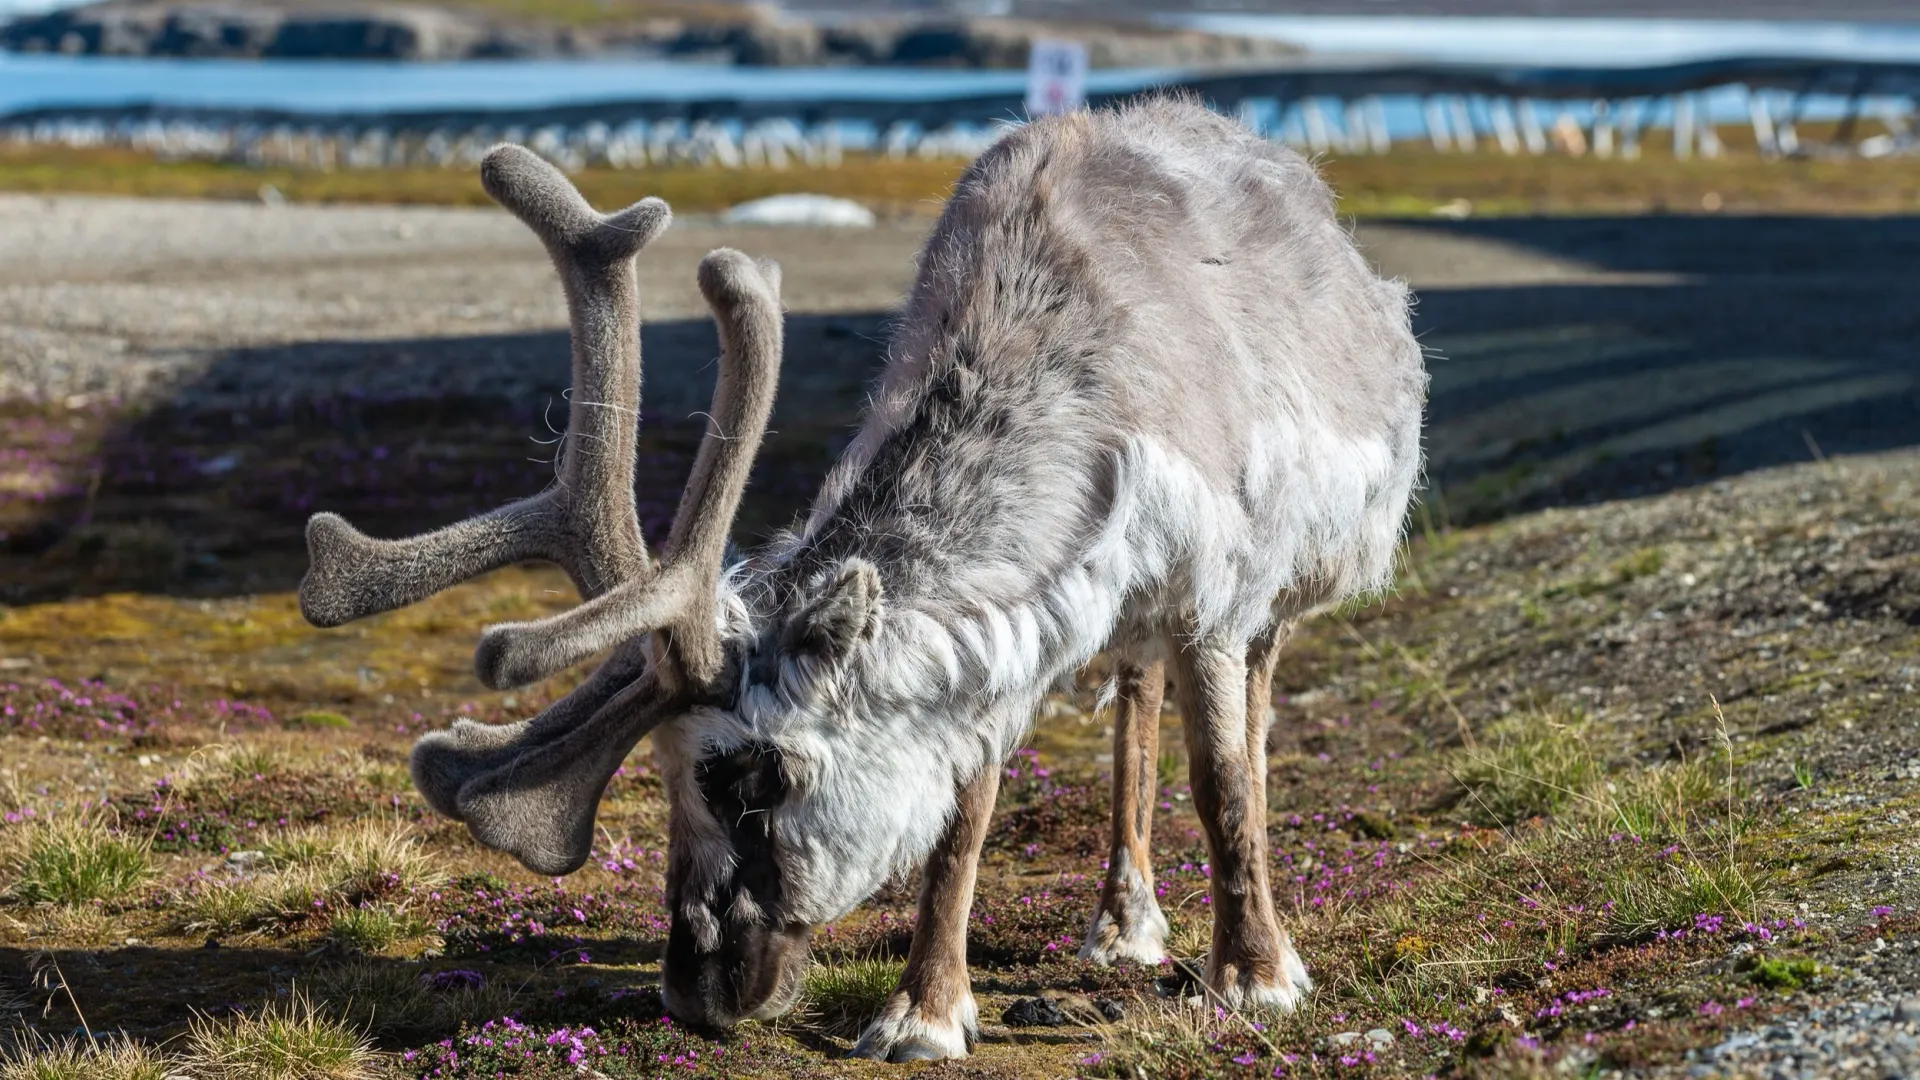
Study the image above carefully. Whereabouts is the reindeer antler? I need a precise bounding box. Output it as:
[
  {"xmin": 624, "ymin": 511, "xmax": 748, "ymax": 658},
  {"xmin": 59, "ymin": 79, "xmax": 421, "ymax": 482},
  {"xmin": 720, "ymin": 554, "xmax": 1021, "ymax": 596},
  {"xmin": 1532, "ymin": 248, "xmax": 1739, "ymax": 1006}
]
[
  {"xmin": 295, "ymin": 145, "xmax": 668, "ymax": 821},
  {"xmin": 437, "ymin": 249, "xmax": 785, "ymax": 874},
  {"xmin": 301, "ymin": 144, "xmax": 667, "ymax": 627},
  {"xmin": 300, "ymin": 145, "xmax": 784, "ymax": 874},
  {"xmin": 472, "ymin": 249, "xmax": 784, "ymax": 694}
]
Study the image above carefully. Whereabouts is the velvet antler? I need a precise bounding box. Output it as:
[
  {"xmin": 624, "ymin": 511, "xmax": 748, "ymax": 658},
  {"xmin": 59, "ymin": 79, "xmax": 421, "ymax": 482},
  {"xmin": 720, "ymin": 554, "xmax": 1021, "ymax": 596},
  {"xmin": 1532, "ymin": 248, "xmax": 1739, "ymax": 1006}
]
[
  {"xmin": 439, "ymin": 249, "xmax": 784, "ymax": 874},
  {"xmin": 300, "ymin": 144, "xmax": 667, "ymax": 627},
  {"xmin": 299, "ymin": 145, "xmax": 784, "ymax": 874},
  {"xmin": 472, "ymin": 249, "xmax": 784, "ymax": 694},
  {"xmin": 295, "ymin": 145, "xmax": 669, "ymax": 824}
]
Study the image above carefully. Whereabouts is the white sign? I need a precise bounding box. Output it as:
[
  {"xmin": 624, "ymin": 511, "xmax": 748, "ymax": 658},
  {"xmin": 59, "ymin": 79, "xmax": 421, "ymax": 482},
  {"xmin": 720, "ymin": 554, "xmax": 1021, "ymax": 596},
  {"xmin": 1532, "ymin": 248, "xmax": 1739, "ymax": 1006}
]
[{"xmin": 1026, "ymin": 39, "xmax": 1087, "ymax": 118}]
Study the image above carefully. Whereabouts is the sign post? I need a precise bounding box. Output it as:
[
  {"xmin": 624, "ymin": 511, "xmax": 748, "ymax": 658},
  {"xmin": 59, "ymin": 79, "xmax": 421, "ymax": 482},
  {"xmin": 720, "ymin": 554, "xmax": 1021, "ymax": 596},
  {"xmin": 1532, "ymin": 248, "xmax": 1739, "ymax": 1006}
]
[{"xmin": 1026, "ymin": 39, "xmax": 1088, "ymax": 118}]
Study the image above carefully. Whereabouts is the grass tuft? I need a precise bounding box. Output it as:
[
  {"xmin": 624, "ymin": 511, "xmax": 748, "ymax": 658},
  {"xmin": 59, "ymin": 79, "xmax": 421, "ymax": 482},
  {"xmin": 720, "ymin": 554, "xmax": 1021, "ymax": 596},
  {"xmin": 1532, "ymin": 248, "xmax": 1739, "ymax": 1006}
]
[
  {"xmin": 1603, "ymin": 856, "xmax": 1769, "ymax": 938},
  {"xmin": 1450, "ymin": 717, "xmax": 1601, "ymax": 826},
  {"xmin": 325, "ymin": 903, "xmax": 417, "ymax": 954},
  {"xmin": 183, "ymin": 990, "xmax": 379, "ymax": 1080},
  {"xmin": 310, "ymin": 961, "xmax": 521, "ymax": 1038},
  {"xmin": 796, "ymin": 955, "xmax": 902, "ymax": 1039},
  {"xmin": 1598, "ymin": 760, "xmax": 1724, "ymax": 840},
  {"xmin": 2, "ymin": 815, "xmax": 152, "ymax": 905},
  {"xmin": 172, "ymin": 879, "xmax": 269, "ymax": 938},
  {"xmin": 0, "ymin": 1030, "xmax": 169, "ymax": 1080}
]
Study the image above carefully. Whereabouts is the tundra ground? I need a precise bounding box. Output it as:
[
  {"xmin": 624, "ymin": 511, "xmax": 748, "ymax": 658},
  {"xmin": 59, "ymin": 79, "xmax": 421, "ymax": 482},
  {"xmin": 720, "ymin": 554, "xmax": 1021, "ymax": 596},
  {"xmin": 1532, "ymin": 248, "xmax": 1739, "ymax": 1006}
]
[{"xmin": 0, "ymin": 191, "xmax": 1916, "ymax": 1077}]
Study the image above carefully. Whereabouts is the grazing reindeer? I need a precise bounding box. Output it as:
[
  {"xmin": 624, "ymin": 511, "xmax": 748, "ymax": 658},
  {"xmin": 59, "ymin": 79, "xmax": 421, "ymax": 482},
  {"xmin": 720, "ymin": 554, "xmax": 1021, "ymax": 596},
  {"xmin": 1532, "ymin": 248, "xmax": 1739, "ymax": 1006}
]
[{"xmin": 298, "ymin": 99, "xmax": 1424, "ymax": 1062}]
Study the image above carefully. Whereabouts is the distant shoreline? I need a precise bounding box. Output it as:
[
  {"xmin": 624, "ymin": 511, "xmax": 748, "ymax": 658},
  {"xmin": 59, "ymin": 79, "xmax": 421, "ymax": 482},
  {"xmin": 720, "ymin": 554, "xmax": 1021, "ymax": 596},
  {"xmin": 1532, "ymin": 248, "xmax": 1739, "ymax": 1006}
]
[{"xmin": 0, "ymin": 4, "xmax": 1301, "ymax": 67}]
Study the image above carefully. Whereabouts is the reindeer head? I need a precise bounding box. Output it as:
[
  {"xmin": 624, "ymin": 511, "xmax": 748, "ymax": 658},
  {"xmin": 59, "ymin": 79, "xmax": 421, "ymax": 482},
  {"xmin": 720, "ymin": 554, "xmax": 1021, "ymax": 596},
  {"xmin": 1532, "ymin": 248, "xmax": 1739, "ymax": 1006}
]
[{"xmin": 296, "ymin": 145, "xmax": 828, "ymax": 1028}]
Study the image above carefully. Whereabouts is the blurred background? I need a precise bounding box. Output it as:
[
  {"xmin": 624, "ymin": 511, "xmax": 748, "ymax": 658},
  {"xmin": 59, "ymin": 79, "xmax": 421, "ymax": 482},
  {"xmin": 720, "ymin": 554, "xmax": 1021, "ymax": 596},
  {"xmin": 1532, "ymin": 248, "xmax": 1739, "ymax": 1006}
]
[{"xmin": 1, "ymin": 0, "xmax": 1918, "ymax": 602}]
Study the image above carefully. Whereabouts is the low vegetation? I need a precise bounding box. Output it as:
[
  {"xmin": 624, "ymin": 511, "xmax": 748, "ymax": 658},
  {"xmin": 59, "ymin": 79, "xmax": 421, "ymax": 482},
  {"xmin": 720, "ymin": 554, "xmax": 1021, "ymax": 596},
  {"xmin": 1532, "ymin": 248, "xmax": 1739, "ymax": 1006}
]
[
  {"xmin": 794, "ymin": 954, "xmax": 905, "ymax": 1039},
  {"xmin": 0, "ymin": 1032, "xmax": 170, "ymax": 1080},
  {"xmin": 182, "ymin": 992, "xmax": 380, "ymax": 1080},
  {"xmin": 1, "ymin": 814, "xmax": 152, "ymax": 906},
  {"xmin": 8, "ymin": 139, "xmax": 1920, "ymax": 217}
]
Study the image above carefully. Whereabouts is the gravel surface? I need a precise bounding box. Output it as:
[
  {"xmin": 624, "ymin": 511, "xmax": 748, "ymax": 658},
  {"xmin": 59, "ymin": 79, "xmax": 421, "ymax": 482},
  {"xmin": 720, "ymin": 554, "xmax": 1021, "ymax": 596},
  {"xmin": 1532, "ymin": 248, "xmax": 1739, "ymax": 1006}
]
[
  {"xmin": 5, "ymin": 195, "xmax": 1916, "ymax": 521},
  {"xmin": 0, "ymin": 193, "xmax": 922, "ymax": 416}
]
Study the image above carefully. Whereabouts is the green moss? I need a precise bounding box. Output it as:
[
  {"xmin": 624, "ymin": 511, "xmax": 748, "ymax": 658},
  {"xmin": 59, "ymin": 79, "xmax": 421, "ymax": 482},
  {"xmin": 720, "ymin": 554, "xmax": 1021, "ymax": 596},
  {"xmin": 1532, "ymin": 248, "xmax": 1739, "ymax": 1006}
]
[
  {"xmin": 1750, "ymin": 956, "xmax": 1823, "ymax": 990},
  {"xmin": 290, "ymin": 711, "xmax": 353, "ymax": 730},
  {"xmin": 1612, "ymin": 546, "xmax": 1667, "ymax": 583}
]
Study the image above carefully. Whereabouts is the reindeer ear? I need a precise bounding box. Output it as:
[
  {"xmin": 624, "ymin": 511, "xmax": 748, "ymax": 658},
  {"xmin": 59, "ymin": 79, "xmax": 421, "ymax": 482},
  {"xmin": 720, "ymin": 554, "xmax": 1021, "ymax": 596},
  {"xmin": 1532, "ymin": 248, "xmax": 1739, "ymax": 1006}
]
[{"xmin": 782, "ymin": 558, "xmax": 883, "ymax": 663}]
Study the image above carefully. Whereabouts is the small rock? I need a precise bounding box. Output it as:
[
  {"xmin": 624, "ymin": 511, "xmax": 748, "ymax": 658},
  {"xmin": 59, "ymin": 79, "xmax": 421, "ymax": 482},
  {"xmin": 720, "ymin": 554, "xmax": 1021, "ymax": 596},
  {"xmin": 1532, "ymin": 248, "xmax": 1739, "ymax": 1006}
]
[
  {"xmin": 720, "ymin": 194, "xmax": 875, "ymax": 229},
  {"xmin": 1002, "ymin": 997, "xmax": 1067, "ymax": 1027},
  {"xmin": 1896, "ymin": 998, "xmax": 1920, "ymax": 1023},
  {"xmin": 1096, "ymin": 998, "xmax": 1125, "ymax": 1022},
  {"xmin": 1364, "ymin": 1027, "xmax": 1394, "ymax": 1047},
  {"xmin": 226, "ymin": 850, "xmax": 264, "ymax": 870},
  {"xmin": 1328, "ymin": 1031, "xmax": 1363, "ymax": 1048}
]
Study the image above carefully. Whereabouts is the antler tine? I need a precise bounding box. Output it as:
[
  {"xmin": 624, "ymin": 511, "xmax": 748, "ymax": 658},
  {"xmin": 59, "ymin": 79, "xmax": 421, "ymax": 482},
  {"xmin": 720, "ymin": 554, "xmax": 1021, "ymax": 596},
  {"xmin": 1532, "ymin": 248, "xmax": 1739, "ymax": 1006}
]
[
  {"xmin": 472, "ymin": 249, "xmax": 784, "ymax": 693},
  {"xmin": 408, "ymin": 637, "xmax": 649, "ymax": 820},
  {"xmin": 452, "ymin": 668, "xmax": 680, "ymax": 874},
  {"xmin": 298, "ymin": 144, "xmax": 669, "ymax": 629}
]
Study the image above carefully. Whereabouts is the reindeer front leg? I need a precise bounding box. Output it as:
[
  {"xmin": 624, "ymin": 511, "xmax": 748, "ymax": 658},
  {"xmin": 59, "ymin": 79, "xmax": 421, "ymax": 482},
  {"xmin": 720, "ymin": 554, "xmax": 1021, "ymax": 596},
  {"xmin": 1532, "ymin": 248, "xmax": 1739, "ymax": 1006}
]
[
  {"xmin": 1081, "ymin": 658, "xmax": 1171, "ymax": 965},
  {"xmin": 1171, "ymin": 629, "xmax": 1310, "ymax": 1010},
  {"xmin": 850, "ymin": 764, "xmax": 1000, "ymax": 1062}
]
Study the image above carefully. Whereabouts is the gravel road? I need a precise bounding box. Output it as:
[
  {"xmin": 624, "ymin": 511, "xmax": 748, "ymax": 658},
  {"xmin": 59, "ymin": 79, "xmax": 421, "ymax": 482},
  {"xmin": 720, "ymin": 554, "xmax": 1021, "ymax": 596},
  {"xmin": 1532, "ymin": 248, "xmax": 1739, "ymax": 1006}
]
[{"xmin": 5, "ymin": 193, "xmax": 1915, "ymax": 518}]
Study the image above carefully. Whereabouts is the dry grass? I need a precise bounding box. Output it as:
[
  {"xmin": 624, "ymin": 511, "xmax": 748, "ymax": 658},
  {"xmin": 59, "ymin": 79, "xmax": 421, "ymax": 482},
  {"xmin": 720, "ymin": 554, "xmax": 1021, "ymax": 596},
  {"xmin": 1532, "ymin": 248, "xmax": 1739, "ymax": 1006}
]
[
  {"xmin": 1448, "ymin": 715, "xmax": 1603, "ymax": 826},
  {"xmin": 8, "ymin": 140, "xmax": 1920, "ymax": 217},
  {"xmin": 309, "ymin": 960, "xmax": 522, "ymax": 1038},
  {"xmin": 0, "ymin": 145, "xmax": 969, "ymax": 215},
  {"xmin": 0, "ymin": 1030, "xmax": 169, "ymax": 1080},
  {"xmin": 183, "ymin": 990, "xmax": 380, "ymax": 1080},
  {"xmin": 169, "ymin": 820, "xmax": 443, "ymax": 941}
]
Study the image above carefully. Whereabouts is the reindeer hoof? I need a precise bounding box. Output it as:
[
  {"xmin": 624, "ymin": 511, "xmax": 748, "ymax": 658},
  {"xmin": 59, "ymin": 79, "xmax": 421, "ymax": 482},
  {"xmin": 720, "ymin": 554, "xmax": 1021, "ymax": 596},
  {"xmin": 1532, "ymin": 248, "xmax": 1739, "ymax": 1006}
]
[
  {"xmin": 849, "ymin": 999, "xmax": 974, "ymax": 1063},
  {"xmin": 846, "ymin": 1034, "xmax": 953, "ymax": 1063},
  {"xmin": 1213, "ymin": 938, "xmax": 1314, "ymax": 1012},
  {"xmin": 1079, "ymin": 903, "xmax": 1170, "ymax": 966},
  {"xmin": 889, "ymin": 1037, "xmax": 948, "ymax": 1063}
]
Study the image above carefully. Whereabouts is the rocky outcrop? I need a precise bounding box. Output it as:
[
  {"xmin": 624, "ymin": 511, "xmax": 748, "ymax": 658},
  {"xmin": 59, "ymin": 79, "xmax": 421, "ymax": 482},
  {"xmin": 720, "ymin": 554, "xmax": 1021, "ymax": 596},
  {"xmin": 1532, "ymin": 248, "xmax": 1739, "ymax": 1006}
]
[
  {"xmin": 1, "ymin": 4, "xmax": 490, "ymax": 61},
  {"xmin": 0, "ymin": 2, "xmax": 1303, "ymax": 67}
]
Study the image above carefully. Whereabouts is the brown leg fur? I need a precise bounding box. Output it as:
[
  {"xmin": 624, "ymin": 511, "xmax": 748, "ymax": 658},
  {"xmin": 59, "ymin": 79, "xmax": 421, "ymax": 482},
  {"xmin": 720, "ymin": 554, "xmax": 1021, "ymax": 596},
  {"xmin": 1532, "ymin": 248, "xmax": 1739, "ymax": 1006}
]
[
  {"xmin": 1171, "ymin": 628, "xmax": 1310, "ymax": 1010},
  {"xmin": 1081, "ymin": 659, "xmax": 1172, "ymax": 965},
  {"xmin": 849, "ymin": 764, "xmax": 1001, "ymax": 1062}
]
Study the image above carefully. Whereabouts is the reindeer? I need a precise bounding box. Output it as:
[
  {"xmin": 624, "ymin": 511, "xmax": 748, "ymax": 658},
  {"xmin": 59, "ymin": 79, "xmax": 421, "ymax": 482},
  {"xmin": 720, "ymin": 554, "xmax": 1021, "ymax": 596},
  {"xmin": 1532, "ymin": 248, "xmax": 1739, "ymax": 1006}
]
[{"xmin": 297, "ymin": 98, "xmax": 1425, "ymax": 1062}]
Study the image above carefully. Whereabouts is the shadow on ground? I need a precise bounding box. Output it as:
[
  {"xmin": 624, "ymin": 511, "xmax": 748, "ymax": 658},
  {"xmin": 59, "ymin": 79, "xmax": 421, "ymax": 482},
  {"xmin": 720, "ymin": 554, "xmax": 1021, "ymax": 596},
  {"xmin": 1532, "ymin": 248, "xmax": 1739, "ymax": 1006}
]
[
  {"xmin": 0, "ymin": 942, "xmax": 670, "ymax": 1047},
  {"xmin": 2, "ymin": 215, "xmax": 1916, "ymax": 601}
]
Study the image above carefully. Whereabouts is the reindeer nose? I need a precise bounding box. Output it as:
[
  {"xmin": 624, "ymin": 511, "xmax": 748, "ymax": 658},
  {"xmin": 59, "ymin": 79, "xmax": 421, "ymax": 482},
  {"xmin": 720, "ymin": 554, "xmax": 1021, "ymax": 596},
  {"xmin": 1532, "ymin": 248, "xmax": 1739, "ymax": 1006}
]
[{"xmin": 662, "ymin": 916, "xmax": 811, "ymax": 1029}]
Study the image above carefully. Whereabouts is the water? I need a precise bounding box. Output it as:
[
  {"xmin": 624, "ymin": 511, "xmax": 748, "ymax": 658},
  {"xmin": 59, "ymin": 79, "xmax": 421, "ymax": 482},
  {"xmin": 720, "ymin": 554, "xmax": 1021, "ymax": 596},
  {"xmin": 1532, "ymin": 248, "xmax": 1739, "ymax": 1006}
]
[
  {"xmin": 6, "ymin": 16, "xmax": 1920, "ymax": 118},
  {"xmin": 1165, "ymin": 14, "xmax": 1920, "ymax": 67},
  {"xmin": 0, "ymin": 53, "xmax": 1183, "ymax": 117}
]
